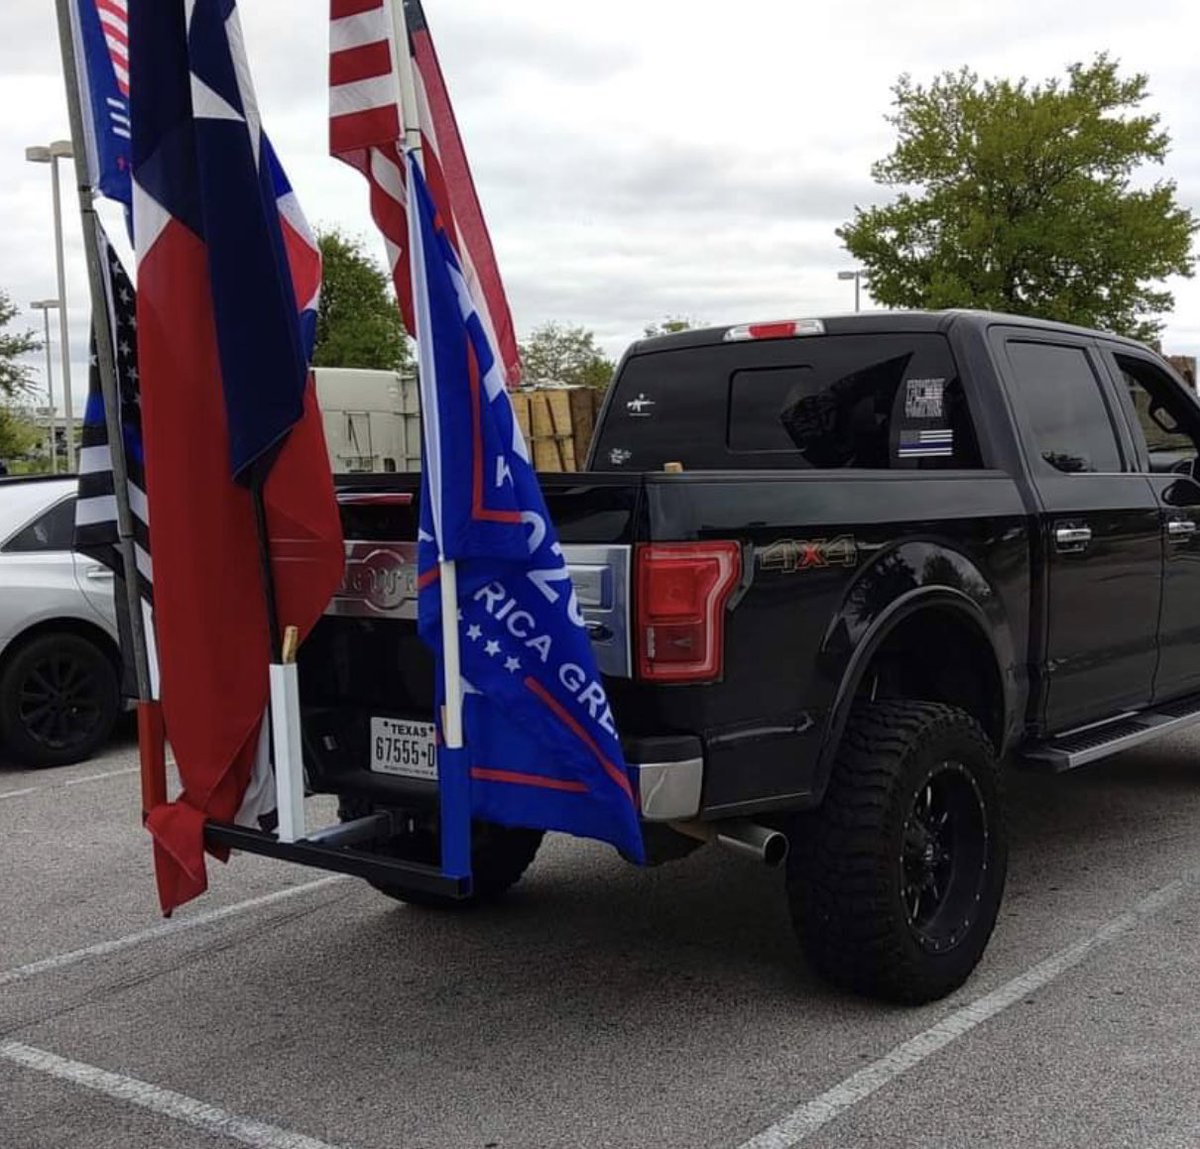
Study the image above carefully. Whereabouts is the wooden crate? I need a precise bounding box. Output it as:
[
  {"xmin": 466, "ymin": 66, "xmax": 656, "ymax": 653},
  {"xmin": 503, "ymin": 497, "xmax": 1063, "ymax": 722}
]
[
  {"xmin": 461, "ymin": 385, "xmax": 608, "ymax": 472},
  {"xmin": 569, "ymin": 387, "xmax": 604, "ymax": 468},
  {"xmin": 528, "ymin": 390, "xmax": 576, "ymax": 472}
]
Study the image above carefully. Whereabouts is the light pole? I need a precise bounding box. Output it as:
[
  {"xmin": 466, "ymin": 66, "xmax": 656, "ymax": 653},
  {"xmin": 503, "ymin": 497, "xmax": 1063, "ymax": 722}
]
[
  {"xmin": 29, "ymin": 300, "xmax": 60, "ymax": 473},
  {"xmin": 838, "ymin": 269, "xmax": 867, "ymax": 313},
  {"xmin": 26, "ymin": 140, "xmax": 76, "ymax": 472}
]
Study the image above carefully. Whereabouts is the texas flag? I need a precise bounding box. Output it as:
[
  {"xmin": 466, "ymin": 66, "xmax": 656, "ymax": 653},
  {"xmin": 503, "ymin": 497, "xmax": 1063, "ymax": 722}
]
[
  {"xmin": 129, "ymin": 0, "xmax": 343, "ymax": 913},
  {"xmin": 409, "ymin": 152, "xmax": 644, "ymax": 863}
]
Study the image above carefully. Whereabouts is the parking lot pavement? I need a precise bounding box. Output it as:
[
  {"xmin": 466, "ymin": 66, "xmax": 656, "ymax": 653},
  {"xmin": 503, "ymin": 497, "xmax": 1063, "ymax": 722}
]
[{"xmin": 5, "ymin": 731, "xmax": 1200, "ymax": 1148}]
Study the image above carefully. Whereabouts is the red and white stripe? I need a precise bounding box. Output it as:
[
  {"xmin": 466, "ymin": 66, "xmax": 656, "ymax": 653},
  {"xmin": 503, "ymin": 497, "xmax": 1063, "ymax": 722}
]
[
  {"xmin": 328, "ymin": 0, "xmax": 521, "ymax": 387},
  {"xmin": 95, "ymin": 0, "xmax": 129, "ymax": 96}
]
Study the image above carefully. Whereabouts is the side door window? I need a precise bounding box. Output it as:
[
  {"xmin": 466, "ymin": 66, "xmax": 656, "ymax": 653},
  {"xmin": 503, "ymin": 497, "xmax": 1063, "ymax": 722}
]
[
  {"xmin": 1, "ymin": 497, "xmax": 77, "ymax": 553},
  {"xmin": 1111, "ymin": 354, "xmax": 1200, "ymax": 475},
  {"xmin": 1004, "ymin": 341, "xmax": 1124, "ymax": 474}
]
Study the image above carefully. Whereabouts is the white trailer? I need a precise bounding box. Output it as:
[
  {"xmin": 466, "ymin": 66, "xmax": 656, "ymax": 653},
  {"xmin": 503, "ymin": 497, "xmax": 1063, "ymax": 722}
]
[{"xmin": 313, "ymin": 367, "xmax": 421, "ymax": 474}]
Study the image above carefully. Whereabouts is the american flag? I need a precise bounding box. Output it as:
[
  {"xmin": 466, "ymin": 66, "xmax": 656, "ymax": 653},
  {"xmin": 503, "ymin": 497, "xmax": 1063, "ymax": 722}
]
[
  {"xmin": 95, "ymin": 0, "xmax": 129, "ymax": 96},
  {"xmin": 329, "ymin": 0, "xmax": 521, "ymax": 386},
  {"xmin": 74, "ymin": 223, "xmax": 152, "ymax": 604}
]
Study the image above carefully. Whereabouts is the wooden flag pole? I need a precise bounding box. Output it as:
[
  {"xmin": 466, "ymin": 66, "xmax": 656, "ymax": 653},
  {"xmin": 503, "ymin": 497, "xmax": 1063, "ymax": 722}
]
[
  {"xmin": 52, "ymin": 0, "xmax": 164, "ymax": 816},
  {"xmin": 388, "ymin": 0, "xmax": 470, "ymax": 881}
]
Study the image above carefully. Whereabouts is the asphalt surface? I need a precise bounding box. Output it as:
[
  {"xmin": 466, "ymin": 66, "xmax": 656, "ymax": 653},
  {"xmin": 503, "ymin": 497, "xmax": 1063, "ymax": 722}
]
[{"xmin": 5, "ymin": 729, "xmax": 1200, "ymax": 1148}]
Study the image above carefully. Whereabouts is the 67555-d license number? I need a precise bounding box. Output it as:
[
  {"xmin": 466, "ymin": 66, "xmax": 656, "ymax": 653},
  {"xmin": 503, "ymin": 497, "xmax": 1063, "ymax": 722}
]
[{"xmin": 370, "ymin": 717, "xmax": 437, "ymax": 780}]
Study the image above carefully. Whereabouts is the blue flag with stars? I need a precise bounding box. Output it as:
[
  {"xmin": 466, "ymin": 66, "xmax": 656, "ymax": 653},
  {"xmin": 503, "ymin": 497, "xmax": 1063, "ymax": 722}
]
[{"xmin": 409, "ymin": 153, "xmax": 644, "ymax": 863}]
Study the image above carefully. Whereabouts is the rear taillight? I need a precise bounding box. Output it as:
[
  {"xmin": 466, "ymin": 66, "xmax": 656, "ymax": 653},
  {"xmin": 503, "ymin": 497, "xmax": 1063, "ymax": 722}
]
[{"xmin": 635, "ymin": 542, "xmax": 742, "ymax": 683}]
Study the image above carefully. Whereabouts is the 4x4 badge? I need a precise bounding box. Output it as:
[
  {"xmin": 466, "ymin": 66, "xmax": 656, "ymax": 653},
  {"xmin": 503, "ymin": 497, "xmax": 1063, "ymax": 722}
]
[{"xmin": 758, "ymin": 536, "xmax": 858, "ymax": 573}]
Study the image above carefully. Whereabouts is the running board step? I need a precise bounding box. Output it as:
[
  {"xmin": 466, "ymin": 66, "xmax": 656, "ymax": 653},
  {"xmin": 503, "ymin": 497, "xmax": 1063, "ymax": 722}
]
[{"xmin": 1021, "ymin": 696, "xmax": 1200, "ymax": 772}]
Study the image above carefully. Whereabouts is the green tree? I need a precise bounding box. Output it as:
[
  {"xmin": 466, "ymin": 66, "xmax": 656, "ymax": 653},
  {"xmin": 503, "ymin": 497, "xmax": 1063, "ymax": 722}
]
[
  {"xmin": 838, "ymin": 55, "xmax": 1198, "ymax": 341},
  {"xmin": 519, "ymin": 322, "xmax": 614, "ymax": 389},
  {"xmin": 0, "ymin": 403, "xmax": 41, "ymax": 466},
  {"xmin": 312, "ymin": 228, "xmax": 410, "ymax": 371},
  {"xmin": 643, "ymin": 316, "xmax": 702, "ymax": 338},
  {"xmin": 0, "ymin": 291, "xmax": 40, "ymax": 398}
]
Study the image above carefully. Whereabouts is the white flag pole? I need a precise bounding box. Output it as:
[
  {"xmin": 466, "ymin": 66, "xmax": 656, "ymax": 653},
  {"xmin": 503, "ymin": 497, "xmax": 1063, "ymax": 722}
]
[{"xmin": 388, "ymin": 0, "xmax": 465, "ymax": 756}]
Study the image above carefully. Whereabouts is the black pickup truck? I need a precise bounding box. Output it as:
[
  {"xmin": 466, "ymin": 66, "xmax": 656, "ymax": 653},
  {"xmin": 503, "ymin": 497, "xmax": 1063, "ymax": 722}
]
[{"xmin": 293, "ymin": 310, "xmax": 1200, "ymax": 1003}]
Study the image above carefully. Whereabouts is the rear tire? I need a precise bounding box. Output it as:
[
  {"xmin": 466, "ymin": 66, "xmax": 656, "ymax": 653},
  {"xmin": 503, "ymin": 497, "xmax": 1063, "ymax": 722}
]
[
  {"xmin": 0, "ymin": 632, "xmax": 120, "ymax": 769},
  {"xmin": 787, "ymin": 700, "xmax": 1006, "ymax": 1004},
  {"xmin": 339, "ymin": 799, "xmax": 544, "ymax": 909}
]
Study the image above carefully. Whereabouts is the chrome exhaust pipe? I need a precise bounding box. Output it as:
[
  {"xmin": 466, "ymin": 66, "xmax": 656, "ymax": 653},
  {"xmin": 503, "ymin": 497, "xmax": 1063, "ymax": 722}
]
[
  {"xmin": 717, "ymin": 821, "xmax": 789, "ymax": 867},
  {"xmin": 670, "ymin": 818, "xmax": 789, "ymax": 867}
]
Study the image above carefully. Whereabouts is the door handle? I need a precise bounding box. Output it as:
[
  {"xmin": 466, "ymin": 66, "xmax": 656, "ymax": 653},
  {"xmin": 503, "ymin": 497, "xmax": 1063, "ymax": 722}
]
[
  {"xmin": 1167, "ymin": 518, "xmax": 1197, "ymax": 543},
  {"xmin": 84, "ymin": 565, "xmax": 115, "ymax": 581},
  {"xmin": 1054, "ymin": 526, "xmax": 1092, "ymax": 553}
]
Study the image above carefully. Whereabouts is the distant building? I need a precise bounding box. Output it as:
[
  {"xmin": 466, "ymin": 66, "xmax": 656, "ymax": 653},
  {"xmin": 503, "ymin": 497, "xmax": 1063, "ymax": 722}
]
[{"xmin": 1167, "ymin": 355, "xmax": 1196, "ymax": 390}]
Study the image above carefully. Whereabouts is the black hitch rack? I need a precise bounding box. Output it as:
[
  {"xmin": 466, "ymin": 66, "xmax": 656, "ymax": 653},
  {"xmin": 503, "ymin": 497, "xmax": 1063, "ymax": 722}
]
[{"xmin": 204, "ymin": 814, "xmax": 472, "ymax": 900}]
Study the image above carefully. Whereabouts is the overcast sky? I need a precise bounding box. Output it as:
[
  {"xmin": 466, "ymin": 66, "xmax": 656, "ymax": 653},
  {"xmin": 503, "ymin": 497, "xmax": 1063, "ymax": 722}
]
[{"xmin": 3, "ymin": 0, "xmax": 1198, "ymax": 414}]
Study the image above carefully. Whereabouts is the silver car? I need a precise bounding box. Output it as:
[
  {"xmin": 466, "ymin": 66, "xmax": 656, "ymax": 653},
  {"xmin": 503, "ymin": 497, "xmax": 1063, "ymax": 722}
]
[{"xmin": 0, "ymin": 477, "xmax": 123, "ymax": 767}]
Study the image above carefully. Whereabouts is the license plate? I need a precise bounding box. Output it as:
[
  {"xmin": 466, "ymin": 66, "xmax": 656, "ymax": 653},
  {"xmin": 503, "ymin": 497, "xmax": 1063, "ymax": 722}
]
[{"xmin": 370, "ymin": 717, "xmax": 437, "ymax": 780}]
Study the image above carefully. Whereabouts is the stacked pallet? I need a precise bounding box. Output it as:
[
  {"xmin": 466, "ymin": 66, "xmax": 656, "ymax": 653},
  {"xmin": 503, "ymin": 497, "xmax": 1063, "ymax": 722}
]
[{"xmin": 508, "ymin": 387, "xmax": 606, "ymax": 472}]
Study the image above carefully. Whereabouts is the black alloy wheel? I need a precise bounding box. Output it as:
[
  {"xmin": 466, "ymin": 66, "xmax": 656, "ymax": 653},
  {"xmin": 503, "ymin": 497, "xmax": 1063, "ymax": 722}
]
[
  {"xmin": 0, "ymin": 633, "xmax": 121, "ymax": 768},
  {"xmin": 787, "ymin": 699, "xmax": 1007, "ymax": 1004},
  {"xmin": 900, "ymin": 761, "xmax": 989, "ymax": 954}
]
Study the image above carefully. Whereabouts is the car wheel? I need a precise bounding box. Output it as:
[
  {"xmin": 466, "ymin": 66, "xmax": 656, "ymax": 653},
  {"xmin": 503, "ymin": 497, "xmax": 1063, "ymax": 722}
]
[
  {"xmin": 0, "ymin": 632, "xmax": 121, "ymax": 769},
  {"xmin": 787, "ymin": 700, "xmax": 1006, "ymax": 1004}
]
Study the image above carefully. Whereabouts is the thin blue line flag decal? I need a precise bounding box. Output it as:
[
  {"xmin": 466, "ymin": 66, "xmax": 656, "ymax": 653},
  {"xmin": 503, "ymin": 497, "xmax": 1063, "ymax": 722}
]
[{"xmin": 410, "ymin": 153, "xmax": 644, "ymax": 863}]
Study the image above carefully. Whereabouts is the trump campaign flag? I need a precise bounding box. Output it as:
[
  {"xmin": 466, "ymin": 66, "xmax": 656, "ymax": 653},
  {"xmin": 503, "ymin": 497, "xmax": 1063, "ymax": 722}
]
[
  {"xmin": 67, "ymin": 0, "xmax": 132, "ymax": 210},
  {"xmin": 409, "ymin": 154, "xmax": 643, "ymax": 863},
  {"xmin": 329, "ymin": 0, "xmax": 521, "ymax": 386},
  {"xmin": 130, "ymin": 0, "xmax": 343, "ymax": 913}
]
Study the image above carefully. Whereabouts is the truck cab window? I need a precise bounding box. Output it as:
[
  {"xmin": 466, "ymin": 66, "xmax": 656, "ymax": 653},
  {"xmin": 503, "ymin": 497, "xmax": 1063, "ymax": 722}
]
[
  {"xmin": 1005, "ymin": 342, "xmax": 1122, "ymax": 475},
  {"xmin": 597, "ymin": 332, "xmax": 979, "ymax": 471},
  {"xmin": 1113, "ymin": 354, "xmax": 1200, "ymax": 475}
]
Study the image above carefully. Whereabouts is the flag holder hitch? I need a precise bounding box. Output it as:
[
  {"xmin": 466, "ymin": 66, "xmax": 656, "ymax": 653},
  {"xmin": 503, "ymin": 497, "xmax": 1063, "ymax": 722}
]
[
  {"xmin": 202, "ymin": 819, "xmax": 472, "ymax": 900},
  {"xmin": 203, "ymin": 614, "xmax": 473, "ymax": 900}
]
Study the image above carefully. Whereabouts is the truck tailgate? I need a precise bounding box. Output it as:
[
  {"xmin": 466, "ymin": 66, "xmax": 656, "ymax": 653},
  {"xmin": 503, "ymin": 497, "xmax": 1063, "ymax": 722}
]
[{"xmin": 298, "ymin": 474, "xmax": 643, "ymax": 803}]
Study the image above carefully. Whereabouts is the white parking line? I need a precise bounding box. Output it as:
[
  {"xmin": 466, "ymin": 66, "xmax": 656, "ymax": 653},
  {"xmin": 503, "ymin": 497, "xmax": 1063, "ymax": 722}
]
[
  {"xmin": 738, "ymin": 878, "xmax": 1187, "ymax": 1148},
  {"xmin": 0, "ymin": 1040, "xmax": 351, "ymax": 1149},
  {"xmin": 0, "ymin": 754, "xmax": 174, "ymax": 801},
  {"xmin": 0, "ymin": 787, "xmax": 39, "ymax": 801},
  {"xmin": 0, "ymin": 876, "xmax": 345, "ymax": 989},
  {"xmin": 64, "ymin": 767, "xmax": 141, "ymax": 786}
]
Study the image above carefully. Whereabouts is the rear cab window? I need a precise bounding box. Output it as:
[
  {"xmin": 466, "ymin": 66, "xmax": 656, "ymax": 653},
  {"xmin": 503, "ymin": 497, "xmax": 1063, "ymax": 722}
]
[{"xmin": 593, "ymin": 332, "xmax": 981, "ymax": 471}]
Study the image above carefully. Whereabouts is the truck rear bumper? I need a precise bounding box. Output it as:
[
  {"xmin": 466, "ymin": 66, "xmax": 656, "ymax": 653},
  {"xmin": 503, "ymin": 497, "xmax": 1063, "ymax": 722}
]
[{"xmin": 627, "ymin": 735, "xmax": 704, "ymax": 821}]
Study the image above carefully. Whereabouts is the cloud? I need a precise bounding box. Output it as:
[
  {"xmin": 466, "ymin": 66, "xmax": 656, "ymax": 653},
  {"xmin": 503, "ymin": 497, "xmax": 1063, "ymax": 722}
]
[{"xmin": 3, "ymin": 0, "xmax": 1198, "ymax": 407}]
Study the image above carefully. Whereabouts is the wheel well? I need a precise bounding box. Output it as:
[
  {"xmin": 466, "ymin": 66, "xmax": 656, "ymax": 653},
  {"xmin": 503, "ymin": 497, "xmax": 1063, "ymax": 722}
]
[
  {"xmin": 855, "ymin": 608, "xmax": 1004, "ymax": 749},
  {"xmin": 0, "ymin": 618, "xmax": 123, "ymax": 680}
]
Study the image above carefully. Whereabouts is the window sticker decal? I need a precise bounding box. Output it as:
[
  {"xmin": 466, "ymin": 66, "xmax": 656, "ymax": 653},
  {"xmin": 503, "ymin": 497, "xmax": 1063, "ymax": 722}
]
[
  {"xmin": 898, "ymin": 428, "xmax": 954, "ymax": 458},
  {"xmin": 905, "ymin": 378, "xmax": 946, "ymax": 419}
]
